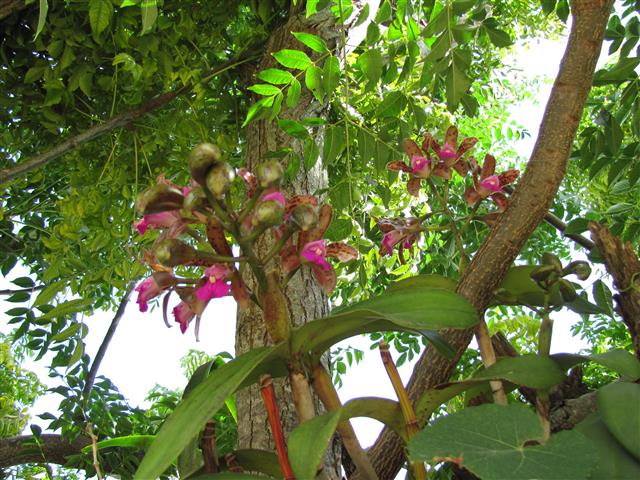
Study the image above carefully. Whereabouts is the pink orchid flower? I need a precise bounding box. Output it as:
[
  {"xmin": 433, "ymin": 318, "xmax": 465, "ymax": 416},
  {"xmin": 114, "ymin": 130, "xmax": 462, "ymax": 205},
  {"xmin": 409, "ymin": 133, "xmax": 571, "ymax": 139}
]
[
  {"xmin": 173, "ymin": 302, "xmax": 195, "ymax": 333},
  {"xmin": 134, "ymin": 272, "xmax": 174, "ymax": 312},
  {"xmin": 301, "ymin": 239, "xmax": 331, "ymax": 271},
  {"xmin": 134, "ymin": 211, "xmax": 182, "ymax": 236},
  {"xmin": 195, "ymin": 264, "xmax": 232, "ymax": 301},
  {"xmin": 464, "ymin": 154, "xmax": 519, "ymax": 212},
  {"xmin": 261, "ymin": 191, "xmax": 286, "ymax": 207}
]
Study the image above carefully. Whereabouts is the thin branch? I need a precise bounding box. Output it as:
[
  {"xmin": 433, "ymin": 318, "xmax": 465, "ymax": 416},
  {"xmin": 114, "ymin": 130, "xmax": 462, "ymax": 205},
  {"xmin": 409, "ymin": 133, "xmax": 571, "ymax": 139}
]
[
  {"xmin": 503, "ymin": 185, "xmax": 595, "ymax": 250},
  {"xmin": 82, "ymin": 282, "xmax": 135, "ymax": 401},
  {"xmin": 358, "ymin": 1, "xmax": 614, "ymax": 477},
  {"xmin": 0, "ymin": 55, "xmax": 259, "ymax": 185},
  {"xmin": 0, "ymin": 0, "xmax": 26, "ymax": 20},
  {"xmin": 0, "ymin": 285, "xmax": 44, "ymax": 295}
]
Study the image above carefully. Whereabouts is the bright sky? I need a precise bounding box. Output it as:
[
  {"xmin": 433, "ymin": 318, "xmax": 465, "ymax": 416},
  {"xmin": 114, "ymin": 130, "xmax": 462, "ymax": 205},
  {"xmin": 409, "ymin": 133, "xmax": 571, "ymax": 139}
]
[{"xmin": 1, "ymin": 16, "xmax": 615, "ymax": 479}]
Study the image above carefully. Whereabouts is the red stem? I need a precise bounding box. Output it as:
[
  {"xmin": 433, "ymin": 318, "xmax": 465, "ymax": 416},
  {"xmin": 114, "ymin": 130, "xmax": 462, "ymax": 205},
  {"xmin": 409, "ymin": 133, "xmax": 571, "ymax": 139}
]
[{"xmin": 259, "ymin": 375, "xmax": 296, "ymax": 480}]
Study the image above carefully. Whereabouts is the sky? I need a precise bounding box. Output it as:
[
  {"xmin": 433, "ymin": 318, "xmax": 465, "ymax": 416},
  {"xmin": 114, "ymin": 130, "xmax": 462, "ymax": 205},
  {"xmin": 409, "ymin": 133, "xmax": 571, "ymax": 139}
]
[{"xmin": 0, "ymin": 15, "xmax": 614, "ymax": 480}]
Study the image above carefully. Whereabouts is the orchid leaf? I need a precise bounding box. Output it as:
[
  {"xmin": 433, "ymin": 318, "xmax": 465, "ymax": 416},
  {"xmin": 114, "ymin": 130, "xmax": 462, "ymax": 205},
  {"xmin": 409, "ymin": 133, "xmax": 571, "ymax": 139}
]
[
  {"xmin": 81, "ymin": 435, "xmax": 155, "ymax": 453},
  {"xmin": 288, "ymin": 410, "xmax": 341, "ymax": 479}
]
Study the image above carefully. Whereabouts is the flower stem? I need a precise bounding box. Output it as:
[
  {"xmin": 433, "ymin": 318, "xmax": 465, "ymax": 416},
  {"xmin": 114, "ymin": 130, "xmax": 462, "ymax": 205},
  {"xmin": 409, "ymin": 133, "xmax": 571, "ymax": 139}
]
[
  {"xmin": 536, "ymin": 298, "xmax": 554, "ymax": 441},
  {"xmin": 237, "ymin": 185, "xmax": 265, "ymax": 224},
  {"xmin": 311, "ymin": 364, "xmax": 379, "ymax": 480},
  {"xmin": 289, "ymin": 370, "xmax": 316, "ymax": 423},
  {"xmin": 475, "ymin": 320, "xmax": 508, "ymax": 405},
  {"xmin": 379, "ymin": 341, "xmax": 427, "ymax": 480},
  {"xmin": 259, "ymin": 375, "xmax": 296, "ymax": 480}
]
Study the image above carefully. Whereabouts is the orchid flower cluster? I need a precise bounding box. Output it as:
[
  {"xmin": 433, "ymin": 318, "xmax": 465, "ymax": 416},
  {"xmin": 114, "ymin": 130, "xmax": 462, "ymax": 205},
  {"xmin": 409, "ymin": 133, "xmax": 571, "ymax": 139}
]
[
  {"xmin": 133, "ymin": 143, "xmax": 357, "ymax": 339},
  {"xmin": 380, "ymin": 126, "xmax": 520, "ymax": 258}
]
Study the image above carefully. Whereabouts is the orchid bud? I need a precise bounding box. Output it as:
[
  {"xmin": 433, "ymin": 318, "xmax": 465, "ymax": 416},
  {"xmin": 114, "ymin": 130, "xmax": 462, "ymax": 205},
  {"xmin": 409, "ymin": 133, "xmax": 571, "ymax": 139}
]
[
  {"xmin": 558, "ymin": 279, "xmax": 578, "ymax": 302},
  {"xmin": 541, "ymin": 252, "xmax": 563, "ymax": 273},
  {"xmin": 136, "ymin": 184, "xmax": 184, "ymax": 214},
  {"xmin": 254, "ymin": 200, "xmax": 285, "ymax": 227},
  {"xmin": 183, "ymin": 186, "xmax": 207, "ymax": 213},
  {"xmin": 530, "ymin": 264, "xmax": 558, "ymax": 284},
  {"xmin": 155, "ymin": 239, "xmax": 197, "ymax": 267},
  {"xmin": 289, "ymin": 203, "xmax": 318, "ymax": 231},
  {"xmin": 256, "ymin": 160, "xmax": 284, "ymax": 188},
  {"xmin": 189, "ymin": 143, "xmax": 222, "ymax": 185},
  {"xmin": 205, "ymin": 162, "xmax": 235, "ymax": 198},
  {"xmin": 562, "ymin": 261, "xmax": 591, "ymax": 281}
]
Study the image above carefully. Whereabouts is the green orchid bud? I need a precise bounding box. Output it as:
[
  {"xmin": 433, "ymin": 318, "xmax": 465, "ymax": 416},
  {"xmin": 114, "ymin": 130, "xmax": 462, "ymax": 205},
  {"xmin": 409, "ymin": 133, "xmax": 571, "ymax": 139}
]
[
  {"xmin": 256, "ymin": 160, "xmax": 284, "ymax": 188},
  {"xmin": 558, "ymin": 279, "xmax": 578, "ymax": 302},
  {"xmin": 254, "ymin": 200, "xmax": 285, "ymax": 227},
  {"xmin": 530, "ymin": 264, "xmax": 558, "ymax": 284},
  {"xmin": 562, "ymin": 260, "xmax": 591, "ymax": 281},
  {"xmin": 136, "ymin": 184, "xmax": 184, "ymax": 215},
  {"xmin": 541, "ymin": 252, "xmax": 563, "ymax": 272},
  {"xmin": 155, "ymin": 239, "xmax": 197, "ymax": 267},
  {"xmin": 205, "ymin": 162, "xmax": 235, "ymax": 198},
  {"xmin": 289, "ymin": 203, "xmax": 318, "ymax": 231},
  {"xmin": 183, "ymin": 186, "xmax": 207, "ymax": 213},
  {"xmin": 189, "ymin": 143, "xmax": 222, "ymax": 185}
]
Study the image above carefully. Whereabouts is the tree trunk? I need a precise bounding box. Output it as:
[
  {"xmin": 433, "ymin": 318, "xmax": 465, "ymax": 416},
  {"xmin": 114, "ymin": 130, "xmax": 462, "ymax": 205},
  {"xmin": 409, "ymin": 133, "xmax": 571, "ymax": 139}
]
[
  {"xmin": 234, "ymin": 5, "xmax": 356, "ymax": 478},
  {"xmin": 358, "ymin": 1, "xmax": 614, "ymax": 477}
]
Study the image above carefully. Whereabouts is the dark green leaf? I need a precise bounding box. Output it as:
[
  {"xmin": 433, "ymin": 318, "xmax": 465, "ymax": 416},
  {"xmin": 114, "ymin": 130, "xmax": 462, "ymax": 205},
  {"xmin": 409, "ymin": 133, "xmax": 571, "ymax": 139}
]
[
  {"xmin": 564, "ymin": 218, "xmax": 590, "ymax": 235},
  {"xmin": 322, "ymin": 55, "xmax": 341, "ymax": 97},
  {"xmin": 141, "ymin": 0, "xmax": 158, "ymax": 33},
  {"xmin": 375, "ymin": 91, "xmax": 406, "ymax": 117},
  {"xmin": 575, "ymin": 413, "xmax": 640, "ymax": 479},
  {"xmin": 593, "ymin": 279, "xmax": 614, "ymax": 317},
  {"xmin": 37, "ymin": 298, "xmax": 92, "ymax": 321},
  {"xmin": 82, "ymin": 435, "xmax": 156, "ymax": 453},
  {"xmin": 89, "ymin": 0, "xmax": 113, "ymax": 37},
  {"xmin": 375, "ymin": 0, "xmax": 392, "ymax": 23},
  {"xmin": 484, "ymin": 25, "xmax": 513, "ymax": 47},
  {"xmin": 288, "ymin": 410, "xmax": 341, "ymax": 479},
  {"xmin": 445, "ymin": 63, "xmax": 471, "ymax": 111},
  {"xmin": 341, "ymin": 397, "xmax": 406, "ymax": 440},
  {"xmin": 278, "ymin": 119, "xmax": 309, "ymax": 139},
  {"xmin": 303, "ymin": 137, "xmax": 320, "ymax": 171},
  {"xmin": 134, "ymin": 347, "xmax": 282, "ymax": 479},
  {"xmin": 598, "ymin": 382, "xmax": 640, "ymax": 461},
  {"xmin": 12, "ymin": 276, "xmax": 35, "ymax": 288},
  {"xmin": 35, "ymin": 0, "xmax": 48, "ymax": 39},
  {"xmin": 409, "ymin": 404, "xmax": 596, "ymax": 479},
  {"xmin": 323, "ymin": 125, "xmax": 346, "ymax": 165},
  {"xmin": 358, "ymin": 49, "xmax": 383, "ymax": 85}
]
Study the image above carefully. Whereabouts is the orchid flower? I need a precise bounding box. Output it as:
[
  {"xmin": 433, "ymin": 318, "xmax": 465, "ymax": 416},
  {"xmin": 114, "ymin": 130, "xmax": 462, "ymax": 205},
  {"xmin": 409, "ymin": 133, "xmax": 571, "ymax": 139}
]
[
  {"xmin": 464, "ymin": 154, "xmax": 519, "ymax": 211},
  {"xmin": 376, "ymin": 217, "xmax": 422, "ymax": 258},
  {"xmin": 134, "ymin": 272, "xmax": 175, "ymax": 312}
]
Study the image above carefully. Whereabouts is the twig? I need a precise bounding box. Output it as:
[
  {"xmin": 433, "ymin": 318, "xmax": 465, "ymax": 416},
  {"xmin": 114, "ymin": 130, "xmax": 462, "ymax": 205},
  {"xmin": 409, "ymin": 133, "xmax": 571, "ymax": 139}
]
[
  {"xmin": 0, "ymin": 55, "xmax": 259, "ymax": 185},
  {"xmin": 82, "ymin": 282, "xmax": 135, "ymax": 401},
  {"xmin": 475, "ymin": 321, "xmax": 508, "ymax": 405},
  {"xmin": 0, "ymin": 285, "xmax": 45, "ymax": 295}
]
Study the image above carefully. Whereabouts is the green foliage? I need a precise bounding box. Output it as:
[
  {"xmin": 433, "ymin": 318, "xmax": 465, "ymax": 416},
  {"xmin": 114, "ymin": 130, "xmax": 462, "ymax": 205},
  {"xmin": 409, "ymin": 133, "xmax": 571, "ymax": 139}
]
[{"xmin": 409, "ymin": 404, "xmax": 597, "ymax": 480}]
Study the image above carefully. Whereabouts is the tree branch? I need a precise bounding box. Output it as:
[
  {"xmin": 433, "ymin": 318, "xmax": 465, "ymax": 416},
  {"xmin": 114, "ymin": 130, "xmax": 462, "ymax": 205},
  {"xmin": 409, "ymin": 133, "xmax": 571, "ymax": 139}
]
[
  {"xmin": 0, "ymin": 0, "xmax": 26, "ymax": 20},
  {"xmin": 82, "ymin": 282, "xmax": 135, "ymax": 401},
  {"xmin": 0, "ymin": 55, "xmax": 259, "ymax": 185},
  {"xmin": 0, "ymin": 285, "xmax": 44, "ymax": 295},
  {"xmin": 358, "ymin": 1, "xmax": 614, "ymax": 477},
  {"xmin": 589, "ymin": 222, "xmax": 640, "ymax": 358},
  {"xmin": 0, "ymin": 434, "xmax": 90, "ymax": 468}
]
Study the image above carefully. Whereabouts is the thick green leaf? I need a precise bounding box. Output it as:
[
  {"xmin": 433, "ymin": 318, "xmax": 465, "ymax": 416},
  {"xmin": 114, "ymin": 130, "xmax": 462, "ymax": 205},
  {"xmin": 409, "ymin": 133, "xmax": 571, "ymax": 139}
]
[
  {"xmin": 258, "ymin": 68, "xmax": 294, "ymax": 85},
  {"xmin": 291, "ymin": 285, "xmax": 477, "ymax": 359},
  {"xmin": 415, "ymin": 355, "xmax": 566, "ymax": 422},
  {"xmin": 82, "ymin": 435, "xmax": 155, "ymax": 453},
  {"xmin": 12, "ymin": 276, "xmax": 35, "ymax": 288},
  {"xmin": 134, "ymin": 347, "xmax": 280, "ymax": 479},
  {"xmin": 322, "ymin": 55, "xmax": 341, "ymax": 97},
  {"xmin": 247, "ymin": 83, "xmax": 282, "ymax": 96},
  {"xmin": 598, "ymin": 382, "xmax": 640, "ymax": 460},
  {"xmin": 564, "ymin": 217, "xmax": 590, "ymax": 235},
  {"xmin": 37, "ymin": 298, "xmax": 93, "ymax": 321},
  {"xmin": 272, "ymin": 49, "xmax": 312, "ymax": 70},
  {"xmin": 593, "ymin": 279, "xmax": 614, "ymax": 316},
  {"xmin": 33, "ymin": 281, "xmax": 65, "ymax": 307},
  {"xmin": 288, "ymin": 410, "xmax": 341, "ymax": 479},
  {"xmin": 358, "ymin": 49, "xmax": 383, "ymax": 85},
  {"xmin": 409, "ymin": 404, "xmax": 597, "ymax": 479},
  {"xmin": 51, "ymin": 323, "xmax": 81, "ymax": 342},
  {"xmin": 445, "ymin": 62, "xmax": 471, "ymax": 111},
  {"xmin": 341, "ymin": 397, "xmax": 406, "ymax": 441},
  {"xmin": 278, "ymin": 119, "xmax": 308, "ymax": 139},
  {"xmin": 375, "ymin": 91, "xmax": 406, "ymax": 117},
  {"xmin": 553, "ymin": 350, "xmax": 640, "ymax": 380},
  {"xmin": 483, "ymin": 25, "xmax": 513, "ymax": 47},
  {"xmin": 575, "ymin": 413, "xmax": 640, "ymax": 479},
  {"xmin": 231, "ymin": 449, "xmax": 282, "ymax": 478},
  {"xmin": 292, "ymin": 31, "xmax": 329, "ymax": 53},
  {"xmin": 593, "ymin": 58, "xmax": 640, "ymax": 85},
  {"xmin": 89, "ymin": 0, "xmax": 113, "ymax": 37},
  {"xmin": 141, "ymin": 0, "xmax": 158, "ymax": 33}
]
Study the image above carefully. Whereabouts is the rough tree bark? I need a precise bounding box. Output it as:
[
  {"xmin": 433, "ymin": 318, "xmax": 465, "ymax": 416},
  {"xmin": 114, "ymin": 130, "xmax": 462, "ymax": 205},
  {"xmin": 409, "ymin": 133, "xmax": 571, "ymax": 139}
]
[
  {"xmin": 234, "ymin": 4, "xmax": 359, "ymax": 478},
  {"xmin": 357, "ymin": 1, "xmax": 614, "ymax": 477},
  {"xmin": 589, "ymin": 223, "xmax": 640, "ymax": 359},
  {"xmin": 0, "ymin": 434, "xmax": 90, "ymax": 469}
]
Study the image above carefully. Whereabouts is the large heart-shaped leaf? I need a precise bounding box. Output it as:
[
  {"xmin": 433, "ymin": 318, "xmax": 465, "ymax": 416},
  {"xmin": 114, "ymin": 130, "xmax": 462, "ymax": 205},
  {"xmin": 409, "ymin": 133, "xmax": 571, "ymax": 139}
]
[
  {"xmin": 415, "ymin": 355, "xmax": 566, "ymax": 422},
  {"xmin": 575, "ymin": 412, "xmax": 640, "ymax": 479},
  {"xmin": 288, "ymin": 410, "xmax": 342, "ymax": 479},
  {"xmin": 291, "ymin": 286, "xmax": 477, "ymax": 359},
  {"xmin": 409, "ymin": 404, "xmax": 597, "ymax": 480},
  {"xmin": 134, "ymin": 347, "xmax": 281, "ymax": 479},
  {"xmin": 598, "ymin": 382, "xmax": 640, "ymax": 461}
]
